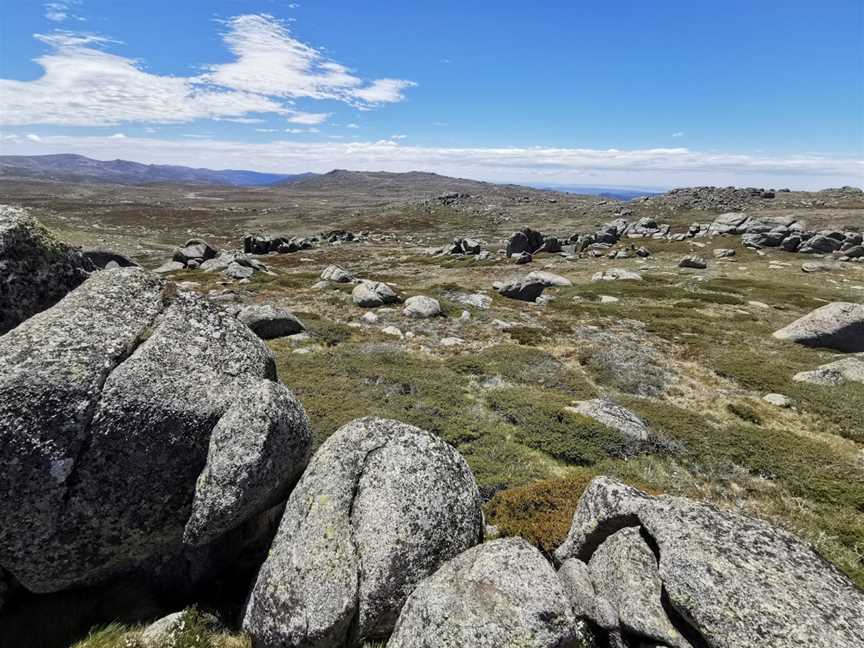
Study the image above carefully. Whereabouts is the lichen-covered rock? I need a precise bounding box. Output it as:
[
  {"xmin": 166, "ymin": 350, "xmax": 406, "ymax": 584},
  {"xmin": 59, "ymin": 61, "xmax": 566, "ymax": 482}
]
[
  {"xmin": 588, "ymin": 528, "xmax": 691, "ymax": 648},
  {"xmin": 0, "ymin": 205, "xmax": 93, "ymax": 333},
  {"xmin": 243, "ymin": 417, "xmax": 483, "ymax": 648},
  {"xmin": 555, "ymin": 477, "xmax": 864, "ymax": 648},
  {"xmin": 0, "ymin": 268, "xmax": 311, "ymax": 593},
  {"xmin": 773, "ymin": 302, "xmax": 864, "ymax": 352},
  {"xmin": 183, "ymin": 380, "xmax": 311, "ymax": 545},
  {"xmin": 237, "ymin": 303, "xmax": 305, "ymax": 339},
  {"xmin": 793, "ymin": 356, "xmax": 864, "ymax": 385},
  {"xmin": 388, "ymin": 538, "xmax": 583, "ymax": 648},
  {"xmin": 402, "ymin": 295, "xmax": 442, "ymax": 318},
  {"xmin": 678, "ymin": 255, "xmax": 707, "ymax": 269},
  {"xmin": 558, "ymin": 558, "xmax": 617, "ymax": 630},
  {"xmin": 353, "ymin": 280, "xmax": 402, "ymax": 307}
]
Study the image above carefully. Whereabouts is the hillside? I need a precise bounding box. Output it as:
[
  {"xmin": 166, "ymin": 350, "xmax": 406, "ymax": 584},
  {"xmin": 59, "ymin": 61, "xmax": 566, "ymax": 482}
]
[{"xmin": 0, "ymin": 154, "xmax": 309, "ymax": 187}]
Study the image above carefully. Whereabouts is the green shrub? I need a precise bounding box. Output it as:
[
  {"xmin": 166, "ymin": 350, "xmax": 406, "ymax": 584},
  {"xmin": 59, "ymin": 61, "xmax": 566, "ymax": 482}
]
[
  {"xmin": 486, "ymin": 387, "xmax": 641, "ymax": 465},
  {"xmin": 725, "ymin": 402, "xmax": 762, "ymax": 425}
]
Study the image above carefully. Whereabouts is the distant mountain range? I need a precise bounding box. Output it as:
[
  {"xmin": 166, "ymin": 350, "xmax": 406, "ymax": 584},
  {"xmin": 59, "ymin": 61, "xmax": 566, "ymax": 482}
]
[
  {"xmin": 528, "ymin": 183, "xmax": 663, "ymax": 200},
  {"xmin": 0, "ymin": 154, "xmax": 312, "ymax": 187}
]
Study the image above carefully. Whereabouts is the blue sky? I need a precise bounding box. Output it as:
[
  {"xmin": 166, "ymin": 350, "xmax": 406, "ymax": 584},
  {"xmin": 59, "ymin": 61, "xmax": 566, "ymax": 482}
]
[{"xmin": 0, "ymin": 0, "xmax": 861, "ymax": 188}]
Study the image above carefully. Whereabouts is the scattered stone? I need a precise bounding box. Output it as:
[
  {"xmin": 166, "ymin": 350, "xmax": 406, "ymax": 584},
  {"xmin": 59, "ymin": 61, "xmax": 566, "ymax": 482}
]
[
  {"xmin": 243, "ymin": 417, "xmax": 483, "ymax": 646},
  {"xmin": 388, "ymin": 538, "xmax": 582, "ymax": 648},
  {"xmin": 568, "ymin": 398, "xmax": 649, "ymax": 441},
  {"xmin": 382, "ymin": 325, "xmax": 404, "ymax": 338},
  {"xmin": 525, "ymin": 270, "xmax": 572, "ymax": 286},
  {"xmin": 554, "ymin": 477, "xmax": 864, "ymax": 648},
  {"xmin": 636, "ymin": 246, "xmax": 651, "ymax": 257},
  {"xmin": 444, "ymin": 291, "xmax": 492, "ymax": 309},
  {"xmin": 513, "ymin": 251, "xmax": 533, "ymax": 264},
  {"xmin": 224, "ymin": 261, "xmax": 255, "ymax": 280},
  {"xmin": 154, "ymin": 261, "xmax": 186, "ymax": 274},
  {"xmin": 237, "ymin": 304, "xmax": 305, "ymax": 339},
  {"xmin": 763, "ymin": 393, "xmax": 793, "ymax": 408},
  {"xmin": 773, "ymin": 302, "xmax": 864, "ymax": 352},
  {"xmin": 353, "ymin": 280, "xmax": 402, "ymax": 307},
  {"xmin": 599, "ymin": 295, "xmax": 619, "ymax": 304},
  {"xmin": 678, "ymin": 255, "xmax": 707, "ymax": 269},
  {"xmin": 493, "ymin": 276, "xmax": 546, "ymax": 301},
  {"xmin": 173, "ymin": 239, "xmax": 218, "ymax": 266},
  {"xmin": 801, "ymin": 261, "xmax": 834, "ymax": 273},
  {"xmin": 713, "ymin": 248, "xmax": 736, "ymax": 258},
  {"xmin": 403, "ymin": 295, "xmax": 443, "ymax": 319},
  {"xmin": 361, "ymin": 311, "xmax": 379, "ymax": 324},
  {"xmin": 748, "ymin": 300, "xmax": 770, "ymax": 309},
  {"xmin": 440, "ymin": 337, "xmax": 465, "ymax": 347},
  {"xmin": 320, "ymin": 264, "xmax": 354, "ymax": 283},
  {"xmin": 592, "ymin": 268, "xmax": 643, "ymax": 281},
  {"xmin": 506, "ymin": 227, "xmax": 545, "ymax": 256}
]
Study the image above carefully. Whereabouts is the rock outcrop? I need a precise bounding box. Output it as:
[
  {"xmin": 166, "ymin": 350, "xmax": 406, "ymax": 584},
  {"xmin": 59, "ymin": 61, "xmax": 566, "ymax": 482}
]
[
  {"xmin": 772, "ymin": 302, "xmax": 864, "ymax": 352},
  {"xmin": 0, "ymin": 205, "xmax": 93, "ymax": 334},
  {"xmin": 554, "ymin": 477, "xmax": 864, "ymax": 648},
  {"xmin": 0, "ymin": 268, "xmax": 311, "ymax": 593},
  {"xmin": 493, "ymin": 276, "xmax": 546, "ymax": 301},
  {"xmin": 388, "ymin": 537, "xmax": 583, "ymax": 648},
  {"xmin": 243, "ymin": 417, "xmax": 483, "ymax": 647}
]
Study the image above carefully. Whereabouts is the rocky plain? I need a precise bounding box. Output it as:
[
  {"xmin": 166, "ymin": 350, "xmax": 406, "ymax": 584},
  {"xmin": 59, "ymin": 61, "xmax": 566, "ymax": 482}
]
[{"xmin": 0, "ymin": 169, "xmax": 863, "ymax": 648}]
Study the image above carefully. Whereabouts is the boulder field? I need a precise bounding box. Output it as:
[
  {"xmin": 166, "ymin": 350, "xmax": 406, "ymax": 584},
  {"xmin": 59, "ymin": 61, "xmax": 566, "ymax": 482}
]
[{"xmin": 1, "ymin": 210, "xmax": 863, "ymax": 648}]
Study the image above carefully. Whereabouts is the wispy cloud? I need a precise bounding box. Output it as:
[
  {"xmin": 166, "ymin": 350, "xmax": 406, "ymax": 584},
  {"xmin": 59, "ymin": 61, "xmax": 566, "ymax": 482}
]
[
  {"xmin": 45, "ymin": 1, "xmax": 84, "ymax": 22},
  {"xmin": 0, "ymin": 14, "xmax": 414, "ymax": 127},
  {"xmin": 672, "ymin": 131, "xmax": 684, "ymax": 138},
  {"xmin": 3, "ymin": 133, "xmax": 860, "ymax": 189}
]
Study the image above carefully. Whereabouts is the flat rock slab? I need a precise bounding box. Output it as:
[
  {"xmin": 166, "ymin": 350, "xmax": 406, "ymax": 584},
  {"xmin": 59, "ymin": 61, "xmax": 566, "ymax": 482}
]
[
  {"xmin": 569, "ymin": 399, "xmax": 649, "ymax": 441},
  {"xmin": 243, "ymin": 417, "xmax": 483, "ymax": 647},
  {"xmin": 388, "ymin": 538, "xmax": 582, "ymax": 648}
]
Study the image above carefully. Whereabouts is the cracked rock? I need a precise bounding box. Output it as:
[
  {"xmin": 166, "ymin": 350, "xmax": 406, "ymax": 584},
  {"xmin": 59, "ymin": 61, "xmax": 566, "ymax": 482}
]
[
  {"xmin": 0, "ymin": 268, "xmax": 311, "ymax": 593},
  {"xmin": 555, "ymin": 477, "xmax": 864, "ymax": 648},
  {"xmin": 242, "ymin": 417, "xmax": 483, "ymax": 648}
]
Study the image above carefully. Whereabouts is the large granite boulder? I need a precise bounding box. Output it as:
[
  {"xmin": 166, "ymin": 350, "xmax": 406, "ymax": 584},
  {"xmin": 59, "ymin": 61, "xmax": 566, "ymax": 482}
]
[
  {"xmin": 402, "ymin": 295, "xmax": 443, "ymax": 318},
  {"xmin": 0, "ymin": 205, "xmax": 93, "ymax": 334},
  {"xmin": 554, "ymin": 477, "xmax": 864, "ymax": 648},
  {"xmin": 388, "ymin": 537, "xmax": 583, "ymax": 648},
  {"xmin": 506, "ymin": 227, "xmax": 545, "ymax": 256},
  {"xmin": 0, "ymin": 268, "xmax": 311, "ymax": 593},
  {"xmin": 772, "ymin": 302, "xmax": 864, "ymax": 352},
  {"xmin": 243, "ymin": 417, "xmax": 484, "ymax": 647},
  {"xmin": 493, "ymin": 276, "xmax": 547, "ymax": 301}
]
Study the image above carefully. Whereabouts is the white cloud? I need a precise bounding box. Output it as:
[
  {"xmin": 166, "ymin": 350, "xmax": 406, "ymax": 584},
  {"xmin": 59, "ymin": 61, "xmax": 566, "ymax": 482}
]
[
  {"xmin": 108, "ymin": 132, "xmax": 125, "ymax": 139},
  {"xmin": 286, "ymin": 111, "xmax": 329, "ymax": 125},
  {"xmin": 391, "ymin": 134, "xmax": 407, "ymax": 140},
  {"xmin": 256, "ymin": 128, "xmax": 279, "ymax": 133},
  {"xmin": 285, "ymin": 127, "xmax": 319, "ymax": 133},
  {"xmin": 346, "ymin": 123, "xmax": 359, "ymax": 129},
  {"xmin": 26, "ymin": 134, "xmax": 44, "ymax": 142},
  {"xmin": 202, "ymin": 14, "xmax": 414, "ymax": 108},
  {"xmin": 3, "ymin": 133, "xmax": 860, "ymax": 189},
  {"xmin": 672, "ymin": 131, "xmax": 684, "ymax": 138},
  {"xmin": 0, "ymin": 14, "xmax": 413, "ymax": 127}
]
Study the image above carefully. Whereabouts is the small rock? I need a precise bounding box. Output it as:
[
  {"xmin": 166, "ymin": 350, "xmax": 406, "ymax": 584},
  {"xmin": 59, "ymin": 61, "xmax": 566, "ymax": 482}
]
[
  {"xmin": 592, "ymin": 269, "xmax": 643, "ymax": 281},
  {"xmin": 361, "ymin": 311, "xmax": 379, "ymax": 324},
  {"xmin": 793, "ymin": 357, "xmax": 864, "ymax": 385},
  {"xmin": 493, "ymin": 276, "xmax": 546, "ymax": 302},
  {"xmin": 678, "ymin": 255, "xmax": 707, "ymax": 269},
  {"xmin": 154, "ymin": 261, "xmax": 185, "ymax": 274},
  {"xmin": 568, "ymin": 398, "xmax": 649, "ymax": 440},
  {"xmin": 525, "ymin": 270, "xmax": 572, "ymax": 286},
  {"xmin": 382, "ymin": 325, "xmax": 404, "ymax": 338},
  {"xmin": 320, "ymin": 264, "xmax": 354, "ymax": 283},
  {"xmin": 353, "ymin": 280, "xmax": 402, "ymax": 308},
  {"xmin": 763, "ymin": 393, "xmax": 793, "ymax": 408},
  {"xmin": 713, "ymin": 248, "xmax": 736, "ymax": 258},
  {"xmin": 403, "ymin": 295, "xmax": 443, "ymax": 319},
  {"xmin": 440, "ymin": 337, "xmax": 465, "ymax": 347}
]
